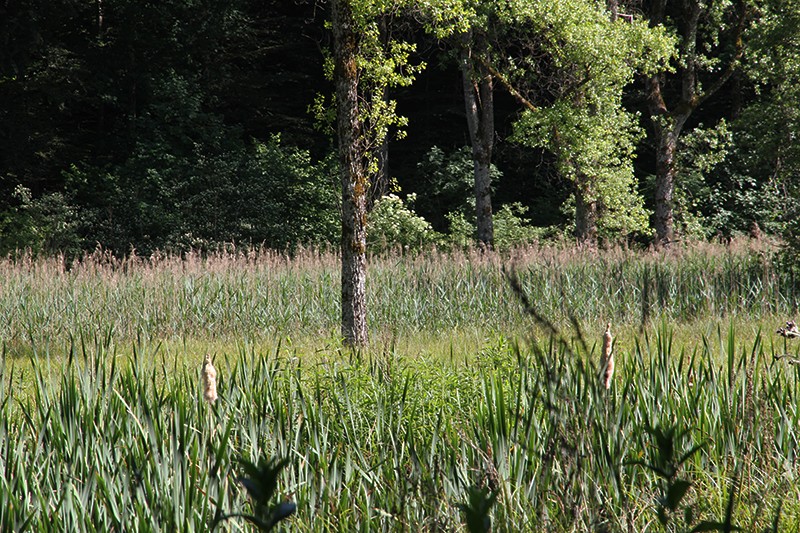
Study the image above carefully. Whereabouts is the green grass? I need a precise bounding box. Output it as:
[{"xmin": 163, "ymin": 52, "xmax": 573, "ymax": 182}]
[
  {"xmin": 1, "ymin": 239, "xmax": 799, "ymax": 531},
  {"xmin": 1, "ymin": 239, "xmax": 794, "ymax": 354}
]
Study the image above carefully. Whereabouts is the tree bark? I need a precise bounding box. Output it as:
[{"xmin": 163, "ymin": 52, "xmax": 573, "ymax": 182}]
[
  {"xmin": 644, "ymin": 0, "xmax": 745, "ymax": 245},
  {"xmin": 650, "ymin": 114, "xmax": 690, "ymax": 245},
  {"xmin": 332, "ymin": 0, "xmax": 368, "ymax": 346},
  {"xmin": 574, "ymin": 172, "xmax": 599, "ymax": 245},
  {"xmin": 461, "ymin": 31, "xmax": 494, "ymax": 248}
]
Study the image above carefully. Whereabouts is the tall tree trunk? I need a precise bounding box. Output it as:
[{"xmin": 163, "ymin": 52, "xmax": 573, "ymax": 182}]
[
  {"xmin": 644, "ymin": 0, "xmax": 745, "ymax": 245},
  {"xmin": 651, "ymin": 119, "xmax": 685, "ymax": 244},
  {"xmin": 574, "ymin": 172, "xmax": 599, "ymax": 245},
  {"xmin": 461, "ymin": 31, "xmax": 494, "ymax": 248},
  {"xmin": 332, "ymin": 0, "xmax": 368, "ymax": 346}
]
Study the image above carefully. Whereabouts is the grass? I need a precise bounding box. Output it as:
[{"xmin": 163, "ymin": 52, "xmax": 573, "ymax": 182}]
[
  {"xmin": 1, "ymin": 238, "xmax": 799, "ymax": 531},
  {"xmin": 1, "ymin": 238, "xmax": 793, "ymax": 353}
]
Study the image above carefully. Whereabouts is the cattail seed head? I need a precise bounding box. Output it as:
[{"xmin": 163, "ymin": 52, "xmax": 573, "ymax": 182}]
[
  {"xmin": 202, "ymin": 354, "xmax": 218, "ymax": 403},
  {"xmin": 601, "ymin": 322, "xmax": 614, "ymax": 390}
]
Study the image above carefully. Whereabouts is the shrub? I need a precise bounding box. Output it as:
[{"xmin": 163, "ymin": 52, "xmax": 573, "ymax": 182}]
[
  {"xmin": 415, "ymin": 146, "xmax": 502, "ymax": 231},
  {"xmin": 367, "ymin": 193, "xmax": 440, "ymax": 253},
  {"xmin": 0, "ymin": 185, "xmax": 82, "ymax": 258},
  {"xmin": 492, "ymin": 203, "xmax": 540, "ymax": 251}
]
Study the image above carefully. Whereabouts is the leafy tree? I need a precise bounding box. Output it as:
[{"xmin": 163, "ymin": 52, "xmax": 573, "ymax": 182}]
[
  {"xmin": 328, "ymin": 0, "xmax": 468, "ymax": 345},
  {"xmin": 0, "ymin": 185, "xmax": 81, "ymax": 258},
  {"xmin": 641, "ymin": 0, "xmax": 749, "ymax": 245},
  {"xmin": 415, "ymin": 145, "xmax": 502, "ymax": 232},
  {"xmin": 670, "ymin": 121, "xmax": 734, "ymax": 239},
  {"xmin": 367, "ymin": 193, "xmax": 439, "ymax": 253},
  {"xmin": 473, "ymin": 0, "xmax": 673, "ymax": 244},
  {"xmin": 67, "ymin": 133, "xmax": 338, "ymax": 254},
  {"xmin": 736, "ymin": 0, "xmax": 800, "ymax": 255}
]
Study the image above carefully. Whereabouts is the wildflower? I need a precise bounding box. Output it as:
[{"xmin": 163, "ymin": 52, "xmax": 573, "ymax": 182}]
[
  {"xmin": 202, "ymin": 354, "xmax": 218, "ymax": 403},
  {"xmin": 600, "ymin": 322, "xmax": 614, "ymax": 390}
]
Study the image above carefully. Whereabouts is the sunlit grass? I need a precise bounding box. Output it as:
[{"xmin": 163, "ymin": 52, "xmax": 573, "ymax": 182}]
[{"xmin": 1, "ymin": 238, "xmax": 799, "ymax": 530}]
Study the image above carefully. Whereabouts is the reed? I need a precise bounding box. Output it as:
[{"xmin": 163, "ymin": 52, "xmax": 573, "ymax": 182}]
[
  {"xmin": 0, "ymin": 239, "xmax": 798, "ymax": 530},
  {"xmin": 0, "ymin": 321, "xmax": 798, "ymax": 530},
  {"xmin": 0, "ymin": 238, "xmax": 792, "ymax": 354}
]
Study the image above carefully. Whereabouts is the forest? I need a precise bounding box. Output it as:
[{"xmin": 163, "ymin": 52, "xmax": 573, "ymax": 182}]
[{"xmin": 1, "ymin": 0, "xmax": 798, "ymax": 258}]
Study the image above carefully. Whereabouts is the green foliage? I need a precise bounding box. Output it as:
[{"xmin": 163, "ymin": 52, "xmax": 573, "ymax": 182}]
[
  {"xmin": 632, "ymin": 425, "xmax": 708, "ymax": 530},
  {"xmin": 632, "ymin": 424, "xmax": 746, "ymax": 532},
  {"xmin": 491, "ymin": 203, "xmax": 540, "ymax": 250},
  {"xmin": 439, "ymin": 203, "xmax": 541, "ymax": 251},
  {"xmin": 649, "ymin": 121, "xmax": 736, "ymax": 239},
  {"xmin": 66, "ymin": 135, "xmax": 339, "ymax": 254},
  {"xmin": 505, "ymin": 0, "xmax": 674, "ymax": 241},
  {"xmin": 735, "ymin": 0, "xmax": 800, "ymax": 258},
  {"xmin": 0, "ymin": 185, "xmax": 82, "ymax": 258},
  {"xmin": 0, "ymin": 246, "xmax": 798, "ymax": 529},
  {"xmin": 212, "ymin": 457, "xmax": 296, "ymax": 531},
  {"xmin": 415, "ymin": 145, "xmax": 502, "ymax": 231},
  {"xmin": 367, "ymin": 193, "xmax": 440, "ymax": 253},
  {"xmin": 1, "ymin": 311, "xmax": 798, "ymax": 530},
  {"xmin": 244, "ymin": 140, "xmax": 340, "ymax": 250},
  {"xmin": 0, "ymin": 241, "xmax": 793, "ymax": 358},
  {"xmin": 444, "ymin": 211, "xmax": 476, "ymax": 248},
  {"xmin": 458, "ymin": 485, "xmax": 496, "ymax": 533}
]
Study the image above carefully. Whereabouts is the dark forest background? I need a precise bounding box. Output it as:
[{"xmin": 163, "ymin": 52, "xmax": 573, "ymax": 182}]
[{"xmin": 1, "ymin": 0, "xmax": 798, "ymax": 257}]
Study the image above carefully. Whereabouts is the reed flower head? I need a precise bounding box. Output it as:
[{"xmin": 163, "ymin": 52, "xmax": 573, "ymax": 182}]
[
  {"xmin": 601, "ymin": 322, "xmax": 614, "ymax": 390},
  {"xmin": 202, "ymin": 354, "xmax": 218, "ymax": 403}
]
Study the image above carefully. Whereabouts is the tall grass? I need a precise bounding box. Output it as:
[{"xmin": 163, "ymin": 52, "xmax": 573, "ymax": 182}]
[
  {"xmin": 1, "ymin": 239, "xmax": 799, "ymax": 530},
  {"xmin": 1, "ymin": 324, "xmax": 798, "ymax": 530},
  {"xmin": 0, "ymin": 239, "xmax": 794, "ymax": 353}
]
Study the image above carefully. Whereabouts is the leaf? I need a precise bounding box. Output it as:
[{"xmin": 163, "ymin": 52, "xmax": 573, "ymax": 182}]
[
  {"xmin": 678, "ymin": 442, "xmax": 707, "ymax": 466},
  {"xmin": 236, "ymin": 457, "xmax": 291, "ymax": 519},
  {"xmin": 458, "ymin": 486, "xmax": 497, "ymax": 533},
  {"xmin": 690, "ymin": 521, "xmax": 742, "ymax": 532},
  {"xmin": 658, "ymin": 506, "xmax": 669, "ymax": 526},
  {"xmin": 267, "ymin": 501, "xmax": 297, "ymax": 528},
  {"xmin": 667, "ymin": 479, "xmax": 692, "ymax": 511}
]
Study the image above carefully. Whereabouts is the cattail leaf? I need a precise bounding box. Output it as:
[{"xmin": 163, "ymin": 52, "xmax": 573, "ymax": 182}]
[
  {"xmin": 678, "ymin": 443, "xmax": 706, "ymax": 466},
  {"xmin": 667, "ymin": 479, "xmax": 692, "ymax": 511},
  {"xmin": 690, "ymin": 521, "xmax": 742, "ymax": 532}
]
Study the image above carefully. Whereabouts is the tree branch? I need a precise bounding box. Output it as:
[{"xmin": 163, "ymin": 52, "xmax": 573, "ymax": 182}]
[
  {"xmin": 474, "ymin": 55, "xmax": 538, "ymax": 112},
  {"xmin": 692, "ymin": 4, "xmax": 747, "ymax": 110}
]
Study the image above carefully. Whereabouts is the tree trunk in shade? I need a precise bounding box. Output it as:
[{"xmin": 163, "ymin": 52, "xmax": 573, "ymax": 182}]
[
  {"xmin": 644, "ymin": 0, "xmax": 745, "ymax": 245},
  {"xmin": 461, "ymin": 31, "xmax": 495, "ymax": 248},
  {"xmin": 574, "ymin": 172, "xmax": 599, "ymax": 245}
]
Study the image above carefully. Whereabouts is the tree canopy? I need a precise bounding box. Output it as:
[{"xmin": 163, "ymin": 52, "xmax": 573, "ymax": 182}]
[{"xmin": 0, "ymin": 0, "xmax": 797, "ymax": 257}]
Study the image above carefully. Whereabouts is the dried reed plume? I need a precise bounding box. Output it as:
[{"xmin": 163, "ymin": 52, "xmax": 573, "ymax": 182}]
[
  {"xmin": 777, "ymin": 320, "xmax": 800, "ymax": 338},
  {"xmin": 202, "ymin": 354, "xmax": 218, "ymax": 403},
  {"xmin": 600, "ymin": 322, "xmax": 614, "ymax": 390}
]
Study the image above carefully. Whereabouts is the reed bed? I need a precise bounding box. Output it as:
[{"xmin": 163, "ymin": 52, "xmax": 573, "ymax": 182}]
[
  {"xmin": 0, "ymin": 239, "xmax": 794, "ymax": 353},
  {"xmin": 1, "ymin": 324, "xmax": 798, "ymax": 531},
  {"xmin": 1, "ymin": 239, "xmax": 799, "ymax": 531}
]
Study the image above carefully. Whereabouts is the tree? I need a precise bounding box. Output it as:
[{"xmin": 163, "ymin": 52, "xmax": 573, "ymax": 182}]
[
  {"xmin": 485, "ymin": 0, "xmax": 673, "ymax": 244},
  {"xmin": 328, "ymin": 0, "xmax": 451, "ymax": 345},
  {"xmin": 331, "ymin": 0, "xmax": 369, "ymax": 346},
  {"xmin": 642, "ymin": 0, "xmax": 748, "ymax": 245},
  {"xmin": 460, "ymin": 27, "xmax": 495, "ymax": 247},
  {"xmin": 734, "ymin": 0, "xmax": 800, "ymax": 253}
]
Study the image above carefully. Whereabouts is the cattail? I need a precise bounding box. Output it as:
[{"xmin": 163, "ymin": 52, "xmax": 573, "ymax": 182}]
[
  {"xmin": 202, "ymin": 354, "xmax": 218, "ymax": 403},
  {"xmin": 600, "ymin": 322, "xmax": 614, "ymax": 390}
]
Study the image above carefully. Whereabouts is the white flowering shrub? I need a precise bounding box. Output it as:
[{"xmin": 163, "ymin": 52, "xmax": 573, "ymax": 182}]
[{"xmin": 367, "ymin": 194, "xmax": 440, "ymax": 253}]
